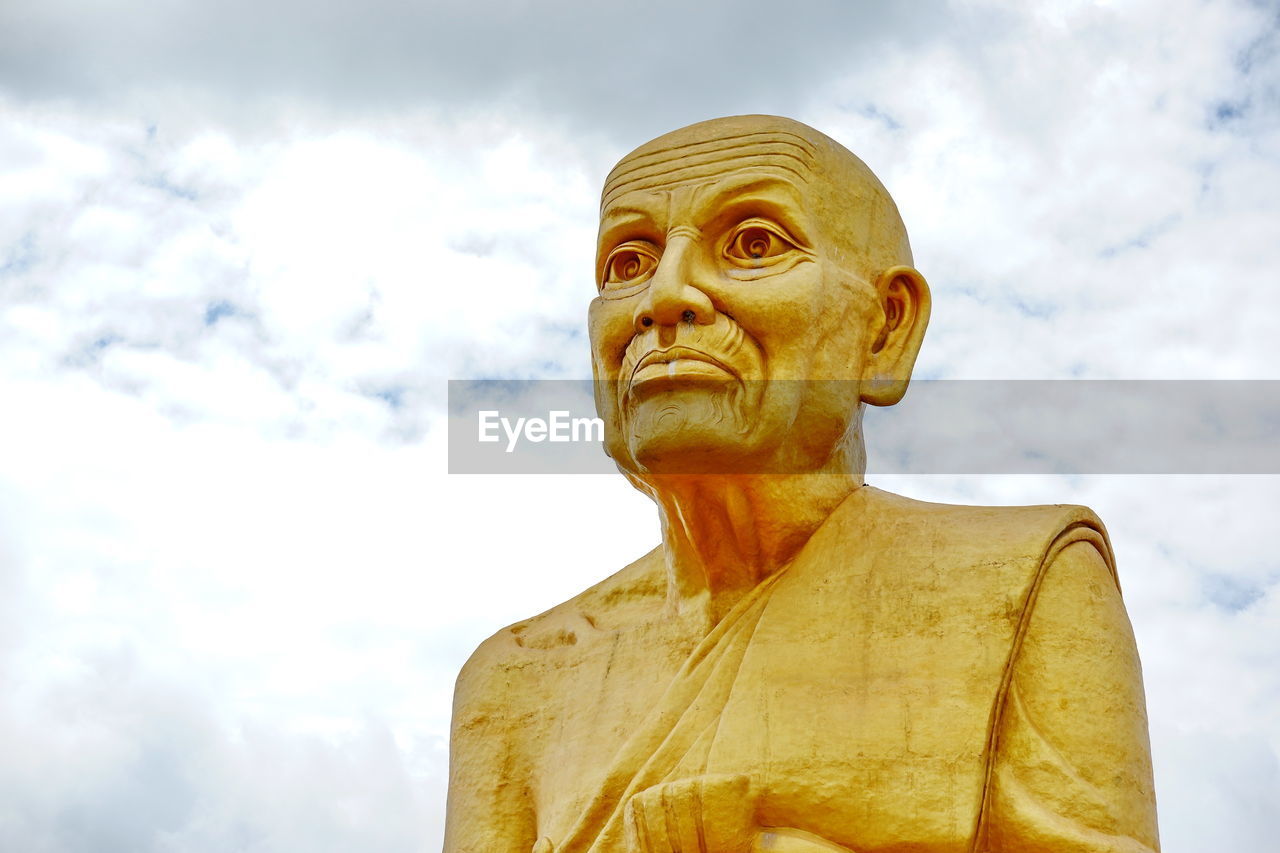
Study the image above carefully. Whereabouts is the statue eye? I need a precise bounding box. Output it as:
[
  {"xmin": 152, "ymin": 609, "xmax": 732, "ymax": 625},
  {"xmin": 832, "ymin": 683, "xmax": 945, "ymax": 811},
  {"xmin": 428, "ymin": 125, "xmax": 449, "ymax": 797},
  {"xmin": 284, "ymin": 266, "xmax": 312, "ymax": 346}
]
[
  {"xmin": 725, "ymin": 224, "xmax": 794, "ymax": 263},
  {"xmin": 603, "ymin": 244, "xmax": 658, "ymax": 288}
]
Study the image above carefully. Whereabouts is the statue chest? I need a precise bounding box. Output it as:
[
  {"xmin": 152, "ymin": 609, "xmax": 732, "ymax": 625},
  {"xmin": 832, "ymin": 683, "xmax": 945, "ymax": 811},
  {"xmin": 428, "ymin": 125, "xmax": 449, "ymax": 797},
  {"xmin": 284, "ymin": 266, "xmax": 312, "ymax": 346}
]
[
  {"xmin": 530, "ymin": 549, "xmax": 1030, "ymax": 853},
  {"xmin": 700, "ymin": 555, "xmax": 1023, "ymax": 852}
]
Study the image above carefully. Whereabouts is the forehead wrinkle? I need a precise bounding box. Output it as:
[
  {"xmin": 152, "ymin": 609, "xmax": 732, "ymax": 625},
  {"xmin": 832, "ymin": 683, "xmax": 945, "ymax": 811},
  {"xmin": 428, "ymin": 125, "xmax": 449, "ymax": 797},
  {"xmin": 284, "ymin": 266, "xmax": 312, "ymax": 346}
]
[
  {"xmin": 606, "ymin": 131, "xmax": 817, "ymax": 188},
  {"xmin": 609, "ymin": 128, "xmax": 817, "ymax": 168},
  {"xmin": 601, "ymin": 172, "xmax": 810, "ymax": 245},
  {"xmin": 604, "ymin": 145, "xmax": 814, "ymax": 204},
  {"xmin": 603, "ymin": 156, "xmax": 810, "ymax": 210},
  {"xmin": 610, "ymin": 148, "xmax": 812, "ymax": 188}
]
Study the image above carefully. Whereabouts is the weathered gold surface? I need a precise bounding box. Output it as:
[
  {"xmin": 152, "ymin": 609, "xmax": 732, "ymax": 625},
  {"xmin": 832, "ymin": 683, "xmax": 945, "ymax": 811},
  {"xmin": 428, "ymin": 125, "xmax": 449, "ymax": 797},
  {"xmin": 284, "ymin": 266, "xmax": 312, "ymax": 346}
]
[{"xmin": 445, "ymin": 116, "xmax": 1159, "ymax": 853}]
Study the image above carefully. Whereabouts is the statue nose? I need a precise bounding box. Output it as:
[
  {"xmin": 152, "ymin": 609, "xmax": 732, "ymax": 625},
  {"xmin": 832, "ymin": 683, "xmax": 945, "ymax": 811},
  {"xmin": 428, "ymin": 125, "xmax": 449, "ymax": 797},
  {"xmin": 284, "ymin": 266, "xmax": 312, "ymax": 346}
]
[{"xmin": 634, "ymin": 236, "xmax": 714, "ymax": 332}]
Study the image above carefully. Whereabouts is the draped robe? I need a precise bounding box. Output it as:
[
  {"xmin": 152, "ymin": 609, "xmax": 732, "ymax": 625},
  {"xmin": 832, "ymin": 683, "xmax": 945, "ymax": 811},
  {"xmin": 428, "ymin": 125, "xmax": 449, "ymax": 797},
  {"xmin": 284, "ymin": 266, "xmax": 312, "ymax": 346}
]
[{"xmin": 445, "ymin": 488, "xmax": 1160, "ymax": 853}]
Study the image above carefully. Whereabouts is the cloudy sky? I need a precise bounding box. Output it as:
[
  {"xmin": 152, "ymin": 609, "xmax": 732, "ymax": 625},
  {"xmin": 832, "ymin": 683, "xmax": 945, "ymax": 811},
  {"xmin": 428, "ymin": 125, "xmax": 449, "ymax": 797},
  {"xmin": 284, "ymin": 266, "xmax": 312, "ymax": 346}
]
[{"xmin": 1, "ymin": 0, "xmax": 1278, "ymax": 850}]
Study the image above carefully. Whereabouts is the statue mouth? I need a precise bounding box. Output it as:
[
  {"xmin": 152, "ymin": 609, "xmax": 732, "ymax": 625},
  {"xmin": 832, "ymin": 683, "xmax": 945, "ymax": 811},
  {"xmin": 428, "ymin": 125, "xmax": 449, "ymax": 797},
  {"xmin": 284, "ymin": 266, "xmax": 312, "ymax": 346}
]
[{"xmin": 627, "ymin": 346, "xmax": 737, "ymax": 397}]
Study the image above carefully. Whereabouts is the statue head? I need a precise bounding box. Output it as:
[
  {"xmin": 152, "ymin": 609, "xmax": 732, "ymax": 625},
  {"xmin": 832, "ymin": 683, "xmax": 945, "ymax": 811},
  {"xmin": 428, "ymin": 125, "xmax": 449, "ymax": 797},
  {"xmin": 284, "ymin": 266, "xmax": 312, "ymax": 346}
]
[{"xmin": 589, "ymin": 115, "xmax": 930, "ymax": 482}]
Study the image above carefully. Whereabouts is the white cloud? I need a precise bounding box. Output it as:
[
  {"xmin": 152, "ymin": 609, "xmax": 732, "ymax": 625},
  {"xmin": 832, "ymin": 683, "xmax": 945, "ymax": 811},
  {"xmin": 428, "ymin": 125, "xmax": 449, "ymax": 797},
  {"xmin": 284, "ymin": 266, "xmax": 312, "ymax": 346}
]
[{"xmin": 0, "ymin": 1, "xmax": 958, "ymax": 137}]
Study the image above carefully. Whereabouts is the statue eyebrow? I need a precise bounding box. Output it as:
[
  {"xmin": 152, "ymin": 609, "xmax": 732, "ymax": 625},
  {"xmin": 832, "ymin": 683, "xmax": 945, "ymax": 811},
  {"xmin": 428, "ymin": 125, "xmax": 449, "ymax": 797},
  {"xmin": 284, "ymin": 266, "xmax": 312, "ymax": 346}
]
[
  {"xmin": 599, "ymin": 204, "xmax": 654, "ymax": 224},
  {"xmin": 596, "ymin": 175, "xmax": 812, "ymax": 261},
  {"xmin": 597, "ymin": 204, "xmax": 659, "ymax": 241},
  {"xmin": 691, "ymin": 175, "xmax": 806, "ymax": 218},
  {"xmin": 595, "ymin": 205, "xmax": 662, "ymax": 275},
  {"xmin": 693, "ymin": 178, "xmax": 815, "ymax": 246}
]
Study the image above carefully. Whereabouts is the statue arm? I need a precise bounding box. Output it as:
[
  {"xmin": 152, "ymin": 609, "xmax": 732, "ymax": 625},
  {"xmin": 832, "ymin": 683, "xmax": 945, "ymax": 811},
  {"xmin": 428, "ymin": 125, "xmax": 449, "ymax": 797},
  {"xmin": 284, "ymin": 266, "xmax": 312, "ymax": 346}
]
[
  {"xmin": 985, "ymin": 539, "xmax": 1161, "ymax": 852},
  {"xmin": 443, "ymin": 634, "xmax": 538, "ymax": 853},
  {"xmin": 624, "ymin": 776, "xmax": 857, "ymax": 853}
]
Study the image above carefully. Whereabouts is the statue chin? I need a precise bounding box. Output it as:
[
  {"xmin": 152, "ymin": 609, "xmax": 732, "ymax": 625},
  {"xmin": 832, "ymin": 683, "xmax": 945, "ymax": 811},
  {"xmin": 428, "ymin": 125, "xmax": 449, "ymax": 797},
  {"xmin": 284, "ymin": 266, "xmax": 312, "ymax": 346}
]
[{"xmin": 621, "ymin": 390, "xmax": 767, "ymax": 476}]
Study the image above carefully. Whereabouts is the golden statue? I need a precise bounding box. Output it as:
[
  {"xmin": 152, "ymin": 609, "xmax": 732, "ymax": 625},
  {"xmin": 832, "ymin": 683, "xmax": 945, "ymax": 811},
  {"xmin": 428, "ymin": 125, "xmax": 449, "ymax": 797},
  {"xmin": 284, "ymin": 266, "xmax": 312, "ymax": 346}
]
[{"xmin": 444, "ymin": 116, "xmax": 1160, "ymax": 853}]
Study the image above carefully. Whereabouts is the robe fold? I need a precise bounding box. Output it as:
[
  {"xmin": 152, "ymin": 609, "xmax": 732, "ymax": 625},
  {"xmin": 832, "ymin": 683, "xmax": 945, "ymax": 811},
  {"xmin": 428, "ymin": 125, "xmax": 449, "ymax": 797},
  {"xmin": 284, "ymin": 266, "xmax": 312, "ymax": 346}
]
[{"xmin": 444, "ymin": 488, "xmax": 1159, "ymax": 853}]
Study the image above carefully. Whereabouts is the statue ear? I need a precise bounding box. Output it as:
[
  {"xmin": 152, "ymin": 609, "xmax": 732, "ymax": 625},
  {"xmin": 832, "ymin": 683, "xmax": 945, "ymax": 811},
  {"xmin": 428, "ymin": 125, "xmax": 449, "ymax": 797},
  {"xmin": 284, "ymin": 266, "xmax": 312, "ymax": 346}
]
[{"xmin": 860, "ymin": 265, "xmax": 931, "ymax": 407}]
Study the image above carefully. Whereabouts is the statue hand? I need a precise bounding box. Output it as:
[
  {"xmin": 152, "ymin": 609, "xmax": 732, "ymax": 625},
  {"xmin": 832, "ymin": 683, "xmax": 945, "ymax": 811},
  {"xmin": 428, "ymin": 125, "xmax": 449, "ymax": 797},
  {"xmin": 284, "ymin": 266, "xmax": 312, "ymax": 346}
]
[
  {"xmin": 623, "ymin": 774, "xmax": 755, "ymax": 853},
  {"xmin": 622, "ymin": 777, "xmax": 855, "ymax": 853}
]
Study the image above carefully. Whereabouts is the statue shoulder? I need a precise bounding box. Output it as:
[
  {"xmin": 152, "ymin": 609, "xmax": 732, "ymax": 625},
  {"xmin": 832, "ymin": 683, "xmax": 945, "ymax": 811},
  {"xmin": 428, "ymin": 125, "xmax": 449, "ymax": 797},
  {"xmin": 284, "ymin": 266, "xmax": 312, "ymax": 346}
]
[
  {"xmin": 857, "ymin": 486, "xmax": 1114, "ymax": 567},
  {"xmin": 458, "ymin": 545, "xmax": 667, "ymax": 676}
]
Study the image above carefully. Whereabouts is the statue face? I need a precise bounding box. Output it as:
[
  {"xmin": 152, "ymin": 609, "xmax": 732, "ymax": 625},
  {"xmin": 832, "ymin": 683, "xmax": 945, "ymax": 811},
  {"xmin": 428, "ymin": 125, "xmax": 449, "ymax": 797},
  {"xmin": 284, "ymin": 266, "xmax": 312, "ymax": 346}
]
[{"xmin": 589, "ymin": 119, "xmax": 892, "ymax": 477}]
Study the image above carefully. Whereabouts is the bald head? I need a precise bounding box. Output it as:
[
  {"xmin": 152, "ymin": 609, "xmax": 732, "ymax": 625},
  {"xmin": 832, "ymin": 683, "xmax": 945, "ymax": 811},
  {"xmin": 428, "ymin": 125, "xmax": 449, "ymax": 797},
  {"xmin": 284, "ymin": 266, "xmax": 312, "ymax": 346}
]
[
  {"xmin": 590, "ymin": 112, "xmax": 932, "ymax": 459},
  {"xmin": 603, "ymin": 115, "xmax": 914, "ymax": 281}
]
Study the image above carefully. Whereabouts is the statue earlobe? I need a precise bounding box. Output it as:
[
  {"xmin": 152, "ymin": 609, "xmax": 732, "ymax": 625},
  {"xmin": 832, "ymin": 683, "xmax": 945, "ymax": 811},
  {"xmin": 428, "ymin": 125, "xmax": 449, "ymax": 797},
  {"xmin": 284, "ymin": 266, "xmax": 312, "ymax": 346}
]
[{"xmin": 860, "ymin": 265, "xmax": 931, "ymax": 407}]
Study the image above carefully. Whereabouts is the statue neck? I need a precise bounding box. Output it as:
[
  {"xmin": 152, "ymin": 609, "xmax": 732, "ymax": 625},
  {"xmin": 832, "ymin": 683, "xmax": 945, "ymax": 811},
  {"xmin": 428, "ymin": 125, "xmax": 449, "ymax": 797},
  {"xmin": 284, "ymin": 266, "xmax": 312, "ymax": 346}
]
[{"xmin": 649, "ymin": 471, "xmax": 862, "ymax": 623}]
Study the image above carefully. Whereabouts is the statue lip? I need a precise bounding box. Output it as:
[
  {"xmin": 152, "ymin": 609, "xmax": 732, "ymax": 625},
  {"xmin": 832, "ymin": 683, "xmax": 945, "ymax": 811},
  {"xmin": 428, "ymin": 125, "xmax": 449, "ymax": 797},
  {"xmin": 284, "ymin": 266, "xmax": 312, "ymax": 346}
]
[{"xmin": 628, "ymin": 346, "xmax": 737, "ymax": 393}]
